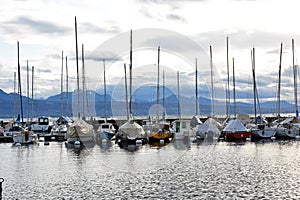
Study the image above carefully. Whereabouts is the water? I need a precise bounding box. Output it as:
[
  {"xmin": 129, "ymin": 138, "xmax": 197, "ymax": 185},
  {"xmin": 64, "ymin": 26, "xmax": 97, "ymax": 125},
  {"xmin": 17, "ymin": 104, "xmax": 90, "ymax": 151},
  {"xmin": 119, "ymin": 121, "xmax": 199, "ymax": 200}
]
[{"xmin": 1, "ymin": 139, "xmax": 300, "ymax": 199}]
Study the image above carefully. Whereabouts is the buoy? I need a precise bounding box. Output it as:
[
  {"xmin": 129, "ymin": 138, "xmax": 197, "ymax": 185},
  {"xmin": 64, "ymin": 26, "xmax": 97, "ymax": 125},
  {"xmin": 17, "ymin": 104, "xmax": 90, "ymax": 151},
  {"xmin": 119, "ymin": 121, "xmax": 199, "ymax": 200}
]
[
  {"xmin": 15, "ymin": 143, "xmax": 21, "ymax": 146},
  {"xmin": 159, "ymin": 139, "xmax": 165, "ymax": 145},
  {"xmin": 74, "ymin": 141, "xmax": 80, "ymax": 146},
  {"xmin": 51, "ymin": 136, "xmax": 56, "ymax": 140},
  {"xmin": 271, "ymin": 136, "xmax": 276, "ymax": 140},
  {"xmin": 136, "ymin": 139, "xmax": 142, "ymax": 145},
  {"xmin": 44, "ymin": 142, "xmax": 50, "ymax": 145},
  {"xmin": 102, "ymin": 139, "xmax": 107, "ymax": 143},
  {"xmin": 246, "ymin": 138, "xmax": 251, "ymax": 141}
]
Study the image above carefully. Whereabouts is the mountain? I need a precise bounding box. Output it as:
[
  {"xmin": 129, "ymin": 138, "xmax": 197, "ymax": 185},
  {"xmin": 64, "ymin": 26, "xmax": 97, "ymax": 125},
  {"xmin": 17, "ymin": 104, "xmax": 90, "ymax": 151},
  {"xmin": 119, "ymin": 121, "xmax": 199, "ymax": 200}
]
[{"xmin": 0, "ymin": 88, "xmax": 298, "ymax": 118}]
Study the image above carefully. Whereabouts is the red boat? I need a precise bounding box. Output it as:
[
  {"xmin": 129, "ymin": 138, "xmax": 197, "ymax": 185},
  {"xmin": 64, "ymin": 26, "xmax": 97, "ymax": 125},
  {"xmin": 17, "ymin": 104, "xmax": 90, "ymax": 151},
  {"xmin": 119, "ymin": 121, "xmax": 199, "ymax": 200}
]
[{"xmin": 222, "ymin": 119, "xmax": 250, "ymax": 141}]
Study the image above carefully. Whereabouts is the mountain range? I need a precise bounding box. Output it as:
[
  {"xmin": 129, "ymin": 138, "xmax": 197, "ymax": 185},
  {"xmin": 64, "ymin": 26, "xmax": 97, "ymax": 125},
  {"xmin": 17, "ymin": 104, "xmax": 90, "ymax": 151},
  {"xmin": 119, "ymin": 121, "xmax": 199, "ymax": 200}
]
[{"xmin": 0, "ymin": 86, "xmax": 297, "ymax": 118}]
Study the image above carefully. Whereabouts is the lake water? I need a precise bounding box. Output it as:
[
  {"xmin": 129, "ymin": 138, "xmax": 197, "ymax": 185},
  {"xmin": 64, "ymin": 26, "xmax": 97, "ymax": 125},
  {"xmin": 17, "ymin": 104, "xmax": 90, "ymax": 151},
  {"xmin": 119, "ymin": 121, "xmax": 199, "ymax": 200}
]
[{"xmin": 1, "ymin": 139, "xmax": 300, "ymax": 199}]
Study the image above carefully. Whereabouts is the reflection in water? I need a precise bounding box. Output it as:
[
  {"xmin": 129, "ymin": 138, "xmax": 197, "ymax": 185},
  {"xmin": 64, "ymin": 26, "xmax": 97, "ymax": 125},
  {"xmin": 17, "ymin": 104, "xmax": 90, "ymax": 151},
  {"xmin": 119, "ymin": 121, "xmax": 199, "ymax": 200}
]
[
  {"xmin": 117, "ymin": 142, "xmax": 142, "ymax": 152},
  {"xmin": 1, "ymin": 141, "xmax": 300, "ymax": 199}
]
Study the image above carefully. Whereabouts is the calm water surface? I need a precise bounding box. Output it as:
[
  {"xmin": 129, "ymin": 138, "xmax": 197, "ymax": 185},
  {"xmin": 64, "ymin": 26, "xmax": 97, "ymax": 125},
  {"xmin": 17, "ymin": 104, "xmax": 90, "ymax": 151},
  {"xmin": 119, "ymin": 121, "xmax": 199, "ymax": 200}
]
[{"xmin": 1, "ymin": 139, "xmax": 300, "ymax": 199}]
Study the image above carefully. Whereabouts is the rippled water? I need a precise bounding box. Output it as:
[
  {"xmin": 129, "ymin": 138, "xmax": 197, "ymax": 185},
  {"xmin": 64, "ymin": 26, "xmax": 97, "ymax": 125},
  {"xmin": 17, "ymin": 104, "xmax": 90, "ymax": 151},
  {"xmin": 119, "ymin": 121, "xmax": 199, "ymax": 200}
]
[{"xmin": 1, "ymin": 139, "xmax": 300, "ymax": 199}]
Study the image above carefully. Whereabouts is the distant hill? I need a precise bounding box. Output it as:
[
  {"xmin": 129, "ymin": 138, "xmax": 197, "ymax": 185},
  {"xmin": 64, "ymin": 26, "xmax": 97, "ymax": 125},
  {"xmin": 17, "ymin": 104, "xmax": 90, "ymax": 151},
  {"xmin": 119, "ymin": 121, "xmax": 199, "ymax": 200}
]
[{"xmin": 0, "ymin": 87, "xmax": 298, "ymax": 118}]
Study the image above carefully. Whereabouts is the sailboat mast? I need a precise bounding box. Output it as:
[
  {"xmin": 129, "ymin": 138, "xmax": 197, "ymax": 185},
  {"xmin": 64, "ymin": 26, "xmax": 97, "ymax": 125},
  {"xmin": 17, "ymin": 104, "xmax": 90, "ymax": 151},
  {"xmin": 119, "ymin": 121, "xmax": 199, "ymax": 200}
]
[
  {"xmin": 129, "ymin": 30, "xmax": 133, "ymax": 117},
  {"xmin": 17, "ymin": 41, "xmax": 24, "ymax": 124},
  {"xmin": 195, "ymin": 58, "xmax": 198, "ymax": 116},
  {"xmin": 210, "ymin": 45, "xmax": 214, "ymax": 117},
  {"xmin": 82, "ymin": 44, "xmax": 85, "ymax": 119},
  {"xmin": 177, "ymin": 71, "xmax": 181, "ymax": 119},
  {"xmin": 31, "ymin": 66, "xmax": 34, "ymax": 122},
  {"xmin": 103, "ymin": 59, "xmax": 107, "ymax": 120},
  {"xmin": 75, "ymin": 16, "xmax": 80, "ymax": 119},
  {"xmin": 156, "ymin": 46, "xmax": 160, "ymax": 121},
  {"xmin": 232, "ymin": 57, "xmax": 236, "ymax": 119},
  {"xmin": 277, "ymin": 43, "xmax": 283, "ymax": 121},
  {"xmin": 226, "ymin": 37, "xmax": 230, "ymax": 117},
  {"xmin": 292, "ymin": 39, "xmax": 298, "ymax": 118},
  {"xmin": 124, "ymin": 63, "xmax": 129, "ymax": 120},
  {"xmin": 60, "ymin": 51, "xmax": 64, "ymax": 118},
  {"xmin": 65, "ymin": 56, "xmax": 69, "ymax": 116},
  {"xmin": 163, "ymin": 69, "xmax": 166, "ymax": 120},
  {"xmin": 251, "ymin": 48, "xmax": 257, "ymax": 124},
  {"xmin": 13, "ymin": 72, "xmax": 16, "ymax": 120},
  {"xmin": 27, "ymin": 60, "xmax": 29, "ymax": 122}
]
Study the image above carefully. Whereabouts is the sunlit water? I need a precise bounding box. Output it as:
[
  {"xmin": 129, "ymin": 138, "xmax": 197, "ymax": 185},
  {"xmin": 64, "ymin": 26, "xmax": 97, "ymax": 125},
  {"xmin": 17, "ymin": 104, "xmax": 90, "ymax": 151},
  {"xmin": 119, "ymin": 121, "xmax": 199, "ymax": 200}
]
[{"xmin": 1, "ymin": 139, "xmax": 300, "ymax": 199}]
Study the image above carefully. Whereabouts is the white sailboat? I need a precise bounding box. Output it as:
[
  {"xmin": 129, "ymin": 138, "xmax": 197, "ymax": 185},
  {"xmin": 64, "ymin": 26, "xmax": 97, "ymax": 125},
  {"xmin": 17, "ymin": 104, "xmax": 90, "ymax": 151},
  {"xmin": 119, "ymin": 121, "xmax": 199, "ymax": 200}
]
[
  {"xmin": 12, "ymin": 41, "xmax": 36, "ymax": 145},
  {"xmin": 66, "ymin": 17, "xmax": 95, "ymax": 144},
  {"xmin": 249, "ymin": 47, "xmax": 276, "ymax": 139},
  {"xmin": 274, "ymin": 41, "xmax": 300, "ymax": 139},
  {"xmin": 116, "ymin": 30, "xmax": 147, "ymax": 146}
]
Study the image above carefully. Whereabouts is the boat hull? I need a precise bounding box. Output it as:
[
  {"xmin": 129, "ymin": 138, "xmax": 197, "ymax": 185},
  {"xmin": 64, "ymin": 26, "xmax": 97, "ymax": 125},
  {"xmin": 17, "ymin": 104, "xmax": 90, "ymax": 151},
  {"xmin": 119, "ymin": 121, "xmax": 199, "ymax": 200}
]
[
  {"xmin": 224, "ymin": 131, "xmax": 250, "ymax": 142},
  {"xmin": 251, "ymin": 128, "xmax": 276, "ymax": 139}
]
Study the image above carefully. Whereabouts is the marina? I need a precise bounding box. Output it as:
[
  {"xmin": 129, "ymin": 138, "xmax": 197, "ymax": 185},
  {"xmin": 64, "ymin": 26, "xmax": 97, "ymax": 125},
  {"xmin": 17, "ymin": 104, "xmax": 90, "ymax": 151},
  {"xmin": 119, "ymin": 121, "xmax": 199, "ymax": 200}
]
[{"xmin": 1, "ymin": 0, "xmax": 300, "ymax": 198}]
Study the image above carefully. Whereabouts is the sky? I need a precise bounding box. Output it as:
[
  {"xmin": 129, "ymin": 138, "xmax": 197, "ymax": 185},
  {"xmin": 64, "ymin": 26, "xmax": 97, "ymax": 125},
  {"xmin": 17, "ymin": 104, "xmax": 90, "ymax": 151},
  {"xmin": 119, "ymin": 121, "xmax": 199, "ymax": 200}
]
[{"xmin": 0, "ymin": 0, "xmax": 300, "ymax": 107}]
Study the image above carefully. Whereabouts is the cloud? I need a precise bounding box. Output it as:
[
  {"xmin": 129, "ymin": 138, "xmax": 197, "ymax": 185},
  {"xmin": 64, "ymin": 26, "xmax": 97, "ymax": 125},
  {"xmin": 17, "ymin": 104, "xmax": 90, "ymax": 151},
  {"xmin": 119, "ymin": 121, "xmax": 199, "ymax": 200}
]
[
  {"xmin": 194, "ymin": 29, "xmax": 299, "ymax": 52},
  {"xmin": 1, "ymin": 16, "xmax": 71, "ymax": 36},
  {"xmin": 79, "ymin": 22, "xmax": 121, "ymax": 34},
  {"xmin": 166, "ymin": 13, "xmax": 186, "ymax": 23}
]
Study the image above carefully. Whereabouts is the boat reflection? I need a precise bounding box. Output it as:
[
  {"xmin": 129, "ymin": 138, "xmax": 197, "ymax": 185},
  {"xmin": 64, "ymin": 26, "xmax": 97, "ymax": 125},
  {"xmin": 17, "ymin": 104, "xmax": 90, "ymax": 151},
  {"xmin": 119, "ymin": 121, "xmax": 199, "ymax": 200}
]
[{"xmin": 117, "ymin": 142, "xmax": 142, "ymax": 152}]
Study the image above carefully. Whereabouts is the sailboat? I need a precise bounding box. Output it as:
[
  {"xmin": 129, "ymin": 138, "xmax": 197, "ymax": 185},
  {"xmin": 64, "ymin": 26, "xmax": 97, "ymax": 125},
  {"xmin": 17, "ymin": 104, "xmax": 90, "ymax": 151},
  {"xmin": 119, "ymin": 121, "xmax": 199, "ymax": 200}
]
[
  {"xmin": 49, "ymin": 52, "xmax": 72, "ymax": 141},
  {"xmin": 147, "ymin": 46, "xmax": 173, "ymax": 145},
  {"xmin": 195, "ymin": 46, "xmax": 221, "ymax": 142},
  {"xmin": 222, "ymin": 57, "xmax": 250, "ymax": 142},
  {"xmin": 274, "ymin": 41, "xmax": 300, "ymax": 139},
  {"xmin": 249, "ymin": 47, "xmax": 276, "ymax": 140},
  {"xmin": 96, "ymin": 59, "xmax": 116, "ymax": 142},
  {"xmin": 12, "ymin": 41, "xmax": 37, "ymax": 145},
  {"xmin": 66, "ymin": 17, "xmax": 95, "ymax": 145},
  {"xmin": 115, "ymin": 30, "xmax": 148, "ymax": 146}
]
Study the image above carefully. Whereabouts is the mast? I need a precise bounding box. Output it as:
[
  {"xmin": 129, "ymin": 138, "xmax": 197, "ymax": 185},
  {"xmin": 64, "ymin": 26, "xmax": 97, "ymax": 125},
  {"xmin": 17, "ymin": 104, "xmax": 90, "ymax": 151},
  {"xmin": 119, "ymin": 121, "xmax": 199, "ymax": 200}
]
[
  {"xmin": 124, "ymin": 63, "xmax": 129, "ymax": 120},
  {"xmin": 156, "ymin": 46, "xmax": 160, "ymax": 121},
  {"xmin": 13, "ymin": 72, "xmax": 16, "ymax": 120},
  {"xmin": 82, "ymin": 44, "xmax": 85, "ymax": 119},
  {"xmin": 65, "ymin": 56, "xmax": 69, "ymax": 116},
  {"xmin": 31, "ymin": 66, "xmax": 34, "ymax": 122},
  {"xmin": 292, "ymin": 39, "xmax": 298, "ymax": 118},
  {"xmin": 75, "ymin": 16, "xmax": 80, "ymax": 119},
  {"xmin": 103, "ymin": 59, "xmax": 107, "ymax": 121},
  {"xmin": 17, "ymin": 41, "xmax": 24, "ymax": 124},
  {"xmin": 232, "ymin": 57, "xmax": 236, "ymax": 119},
  {"xmin": 195, "ymin": 58, "xmax": 198, "ymax": 116},
  {"xmin": 60, "ymin": 51, "xmax": 64, "ymax": 118},
  {"xmin": 210, "ymin": 45, "xmax": 214, "ymax": 117},
  {"xmin": 277, "ymin": 43, "xmax": 283, "ymax": 121},
  {"xmin": 129, "ymin": 29, "xmax": 133, "ymax": 117},
  {"xmin": 251, "ymin": 48, "xmax": 257, "ymax": 124},
  {"xmin": 226, "ymin": 37, "xmax": 230, "ymax": 117},
  {"xmin": 163, "ymin": 69, "xmax": 166, "ymax": 120},
  {"xmin": 177, "ymin": 70, "xmax": 181, "ymax": 119},
  {"xmin": 27, "ymin": 60, "xmax": 29, "ymax": 122}
]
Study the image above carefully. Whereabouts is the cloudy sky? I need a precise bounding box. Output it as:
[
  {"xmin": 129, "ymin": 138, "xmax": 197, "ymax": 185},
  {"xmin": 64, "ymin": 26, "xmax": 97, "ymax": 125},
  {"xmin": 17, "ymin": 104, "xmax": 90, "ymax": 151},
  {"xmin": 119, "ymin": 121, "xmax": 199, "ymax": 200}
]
[{"xmin": 0, "ymin": 0, "xmax": 299, "ymax": 107}]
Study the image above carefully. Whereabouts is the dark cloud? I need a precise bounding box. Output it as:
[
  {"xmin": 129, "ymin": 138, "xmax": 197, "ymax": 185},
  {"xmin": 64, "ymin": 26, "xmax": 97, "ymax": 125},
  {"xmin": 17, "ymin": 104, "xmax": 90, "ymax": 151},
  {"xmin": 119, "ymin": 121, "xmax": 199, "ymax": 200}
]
[
  {"xmin": 166, "ymin": 14, "xmax": 186, "ymax": 23},
  {"xmin": 1, "ymin": 16, "xmax": 71, "ymax": 35},
  {"xmin": 36, "ymin": 68, "xmax": 51, "ymax": 73}
]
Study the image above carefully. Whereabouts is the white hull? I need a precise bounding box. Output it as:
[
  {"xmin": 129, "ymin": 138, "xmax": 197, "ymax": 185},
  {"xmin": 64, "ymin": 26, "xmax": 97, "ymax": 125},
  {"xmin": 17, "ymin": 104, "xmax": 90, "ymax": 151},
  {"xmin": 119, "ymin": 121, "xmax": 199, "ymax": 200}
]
[
  {"xmin": 13, "ymin": 133, "xmax": 36, "ymax": 144},
  {"xmin": 275, "ymin": 127, "xmax": 299, "ymax": 139},
  {"xmin": 251, "ymin": 127, "xmax": 276, "ymax": 139}
]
